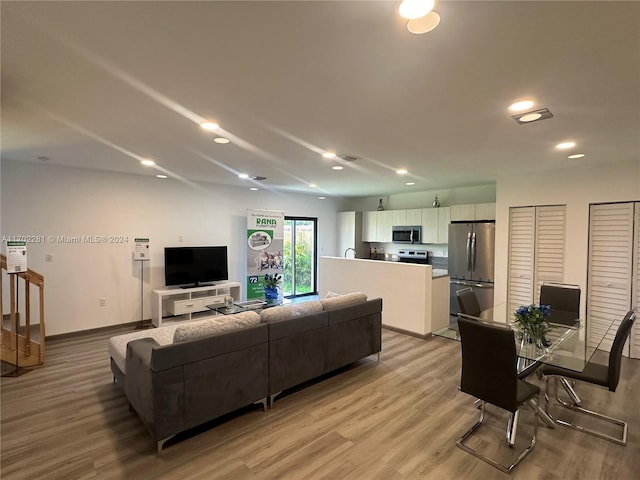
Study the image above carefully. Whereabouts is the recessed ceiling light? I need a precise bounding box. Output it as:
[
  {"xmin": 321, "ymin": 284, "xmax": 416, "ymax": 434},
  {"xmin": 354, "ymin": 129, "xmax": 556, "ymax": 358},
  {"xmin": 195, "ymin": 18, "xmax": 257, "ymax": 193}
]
[
  {"xmin": 318, "ymin": 196, "xmax": 326, "ymax": 200},
  {"xmin": 214, "ymin": 137, "xmax": 230, "ymax": 144},
  {"xmin": 140, "ymin": 159, "xmax": 155, "ymax": 166},
  {"xmin": 332, "ymin": 165, "xmax": 344, "ymax": 171},
  {"xmin": 556, "ymin": 141, "xmax": 576, "ymax": 150},
  {"xmin": 156, "ymin": 174, "xmax": 168, "ymax": 179},
  {"xmin": 405, "ymin": 182, "xmax": 416, "ymax": 186},
  {"xmin": 399, "ymin": 0, "xmax": 435, "ymax": 19},
  {"xmin": 509, "ymin": 100, "xmax": 535, "ymax": 112},
  {"xmin": 309, "ymin": 183, "xmax": 317, "ymax": 188},
  {"xmin": 238, "ymin": 173, "xmax": 249, "ymax": 179},
  {"xmin": 518, "ymin": 113, "xmax": 542, "ymax": 122},
  {"xmin": 322, "ymin": 151, "xmax": 336, "ymax": 159},
  {"xmin": 396, "ymin": 168, "xmax": 408, "ymax": 175},
  {"xmin": 250, "ymin": 187, "xmax": 259, "ymax": 191},
  {"xmin": 407, "ymin": 11, "xmax": 440, "ymax": 34},
  {"xmin": 200, "ymin": 122, "xmax": 219, "ymax": 131},
  {"xmin": 512, "ymin": 108, "xmax": 553, "ymax": 124},
  {"xmin": 568, "ymin": 153, "xmax": 585, "ymax": 159}
]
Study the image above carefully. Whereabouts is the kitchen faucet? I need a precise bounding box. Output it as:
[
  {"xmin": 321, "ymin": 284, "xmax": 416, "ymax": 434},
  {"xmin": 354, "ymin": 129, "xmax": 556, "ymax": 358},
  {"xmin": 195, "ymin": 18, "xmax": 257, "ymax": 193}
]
[{"xmin": 344, "ymin": 247, "xmax": 357, "ymax": 258}]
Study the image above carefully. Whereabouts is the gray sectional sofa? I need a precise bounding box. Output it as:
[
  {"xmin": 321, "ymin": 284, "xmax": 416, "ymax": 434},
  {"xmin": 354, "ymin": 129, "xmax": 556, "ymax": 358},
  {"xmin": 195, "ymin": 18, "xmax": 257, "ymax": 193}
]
[{"xmin": 109, "ymin": 293, "xmax": 382, "ymax": 452}]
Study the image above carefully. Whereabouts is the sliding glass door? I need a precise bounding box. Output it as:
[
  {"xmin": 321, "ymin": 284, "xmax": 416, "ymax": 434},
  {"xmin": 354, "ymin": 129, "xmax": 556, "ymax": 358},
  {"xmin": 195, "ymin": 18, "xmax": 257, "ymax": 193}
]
[{"xmin": 283, "ymin": 217, "xmax": 317, "ymax": 298}]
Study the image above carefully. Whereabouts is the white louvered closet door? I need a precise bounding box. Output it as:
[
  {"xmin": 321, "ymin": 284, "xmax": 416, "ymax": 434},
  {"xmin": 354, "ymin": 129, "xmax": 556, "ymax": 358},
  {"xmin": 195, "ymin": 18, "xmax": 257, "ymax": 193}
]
[
  {"xmin": 631, "ymin": 204, "xmax": 640, "ymax": 359},
  {"xmin": 533, "ymin": 206, "xmax": 567, "ymax": 303},
  {"xmin": 587, "ymin": 203, "xmax": 634, "ymax": 355},
  {"xmin": 508, "ymin": 207, "xmax": 535, "ymax": 313}
]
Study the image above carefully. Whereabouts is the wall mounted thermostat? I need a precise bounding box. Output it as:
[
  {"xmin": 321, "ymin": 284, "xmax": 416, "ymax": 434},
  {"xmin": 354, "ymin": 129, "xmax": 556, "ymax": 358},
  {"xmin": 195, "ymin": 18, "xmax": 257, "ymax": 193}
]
[{"xmin": 133, "ymin": 238, "xmax": 150, "ymax": 261}]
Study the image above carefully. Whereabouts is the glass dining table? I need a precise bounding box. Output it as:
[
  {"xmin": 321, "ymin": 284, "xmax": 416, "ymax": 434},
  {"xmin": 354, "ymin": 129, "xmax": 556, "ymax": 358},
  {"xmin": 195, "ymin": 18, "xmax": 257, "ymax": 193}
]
[{"xmin": 433, "ymin": 303, "xmax": 614, "ymax": 374}]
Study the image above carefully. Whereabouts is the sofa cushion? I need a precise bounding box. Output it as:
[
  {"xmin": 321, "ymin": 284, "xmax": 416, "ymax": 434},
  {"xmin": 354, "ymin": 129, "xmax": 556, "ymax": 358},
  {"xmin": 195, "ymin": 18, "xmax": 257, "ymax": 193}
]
[
  {"xmin": 320, "ymin": 292, "xmax": 368, "ymax": 311},
  {"xmin": 109, "ymin": 324, "xmax": 180, "ymax": 374},
  {"xmin": 259, "ymin": 301, "xmax": 323, "ymax": 323},
  {"xmin": 173, "ymin": 311, "xmax": 261, "ymax": 343}
]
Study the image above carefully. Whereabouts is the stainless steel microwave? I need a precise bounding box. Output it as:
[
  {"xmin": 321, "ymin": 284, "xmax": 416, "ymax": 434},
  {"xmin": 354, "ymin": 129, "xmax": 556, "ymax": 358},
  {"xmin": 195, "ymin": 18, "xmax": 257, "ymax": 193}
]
[{"xmin": 392, "ymin": 226, "xmax": 421, "ymax": 244}]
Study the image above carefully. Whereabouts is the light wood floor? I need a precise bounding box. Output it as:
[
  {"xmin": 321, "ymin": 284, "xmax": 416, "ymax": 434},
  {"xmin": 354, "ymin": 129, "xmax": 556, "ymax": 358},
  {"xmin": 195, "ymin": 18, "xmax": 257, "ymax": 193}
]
[{"xmin": 1, "ymin": 326, "xmax": 639, "ymax": 480}]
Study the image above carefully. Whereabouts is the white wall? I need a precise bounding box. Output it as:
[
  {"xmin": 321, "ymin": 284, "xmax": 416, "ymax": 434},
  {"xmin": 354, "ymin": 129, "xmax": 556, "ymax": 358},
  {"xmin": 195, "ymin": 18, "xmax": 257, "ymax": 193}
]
[
  {"xmin": 1, "ymin": 160, "xmax": 349, "ymax": 335},
  {"xmin": 345, "ymin": 184, "xmax": 496, "ymax": 212},
  {"xmin": 494, "ymin": 160, "xmax": 640, "ymax": 315}
]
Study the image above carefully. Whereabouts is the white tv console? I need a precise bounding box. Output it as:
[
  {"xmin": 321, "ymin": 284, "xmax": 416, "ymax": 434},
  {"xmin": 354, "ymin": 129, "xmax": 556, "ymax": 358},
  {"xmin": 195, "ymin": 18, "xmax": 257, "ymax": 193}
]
[{"xmin": 151, "ymin": 281, "xmax": 242, "ymax": 328}]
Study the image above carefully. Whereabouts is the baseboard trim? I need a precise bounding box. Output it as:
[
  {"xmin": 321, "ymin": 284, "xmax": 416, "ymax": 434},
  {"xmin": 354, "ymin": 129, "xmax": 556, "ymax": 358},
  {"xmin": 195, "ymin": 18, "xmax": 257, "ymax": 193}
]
[
  {"xmin": 382, "ymin": 324, "xmax": 429, "ymax": 339},
  {"xmin": 46, "ymin": 320, "xmax": 151, "ymax": 341}
]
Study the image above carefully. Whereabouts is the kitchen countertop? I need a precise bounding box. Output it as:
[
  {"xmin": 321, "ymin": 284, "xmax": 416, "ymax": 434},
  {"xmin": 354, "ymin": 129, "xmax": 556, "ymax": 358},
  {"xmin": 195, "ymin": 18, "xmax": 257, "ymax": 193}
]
[{"xmin": 432, "ymin": 269, "xmax": 449, "ymax": 279}]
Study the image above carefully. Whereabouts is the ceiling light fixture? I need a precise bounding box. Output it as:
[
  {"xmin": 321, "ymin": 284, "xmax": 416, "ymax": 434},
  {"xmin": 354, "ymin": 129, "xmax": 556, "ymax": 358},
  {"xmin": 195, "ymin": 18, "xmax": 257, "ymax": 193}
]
[
  {"xmin": 200, "ymin": 122, "xmax": 219, "ymax": 131},
  {"xmin": 405, "ymin": 182, "xmax": 416, "ymax": 186},
  {"xmin": 399, "ymin": 0, "xmax": 435, "ymax": 19},
  {"xmin": 238, "ymin": 173, "xmax": 249, "ymax": 179},
  {"xmin": 509, "ymin": 100, "xmax": 535, "ymax": 112},
  {"xmin": 214, "ymin": 137, "xmax": 230, "ymax": 144},
  {"xmin": 140, "ymin": 159, "xmax": 155, "ymax": 166},
  {"xmin": 322, "ymin": 151, "xmax": 336, "ymax": 159},
  {"xmin": 318, "ymin": 196, "xmax": 326, "ymax": 200},
  {"xmin": 396, "ymin": 168, "xmax": 408, "ymax": 175},
  {"xmin": 407, "ymin": 11, "xmax": 440, "ymax": 34},
  {"xmin": 156, "ymin": 174, "xmax": 168, "ymax": 179},
  {"xmin": 309, "ymin": 183, "xmax": 317, "ymax": 188},
  {"xmin": 332, "ymin": 165, "xmax": 344, "ymax": 171},
  {"xmin": 568, "ymin": 153, "xmax": 585, "ymax": 159},
  {"xmin": 250, "ymin": 187, "xmax": 259, "ymax": 191},
  {"xmin": 556, "ymin": 141, "xmax": 576, "ymax": 150},
  {"xmin": 512, "ymin": 108, "xmax": 553, "ymax": 125}
]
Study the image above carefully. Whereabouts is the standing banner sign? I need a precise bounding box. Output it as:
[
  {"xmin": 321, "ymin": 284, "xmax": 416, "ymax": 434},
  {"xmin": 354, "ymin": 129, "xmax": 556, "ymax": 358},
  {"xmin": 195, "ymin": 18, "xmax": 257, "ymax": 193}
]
[{"xmin": 246, "ymin": 209, "xmax": 284, "ymax": 299}]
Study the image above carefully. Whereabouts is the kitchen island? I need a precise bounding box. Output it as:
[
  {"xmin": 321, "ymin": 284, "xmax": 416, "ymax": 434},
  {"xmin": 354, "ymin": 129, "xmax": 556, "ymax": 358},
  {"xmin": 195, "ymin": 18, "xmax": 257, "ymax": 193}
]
[{"xmin": 318, "ymin": 257, "xmax": 449, "ymax": 337}]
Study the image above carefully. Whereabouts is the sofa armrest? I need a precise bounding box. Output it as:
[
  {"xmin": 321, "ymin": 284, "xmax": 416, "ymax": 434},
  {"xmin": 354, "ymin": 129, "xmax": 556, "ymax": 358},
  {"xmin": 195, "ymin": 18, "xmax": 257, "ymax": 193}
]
[{"xmin": 125, "ymin": 338, "xmax": 159, "ymax": 429}]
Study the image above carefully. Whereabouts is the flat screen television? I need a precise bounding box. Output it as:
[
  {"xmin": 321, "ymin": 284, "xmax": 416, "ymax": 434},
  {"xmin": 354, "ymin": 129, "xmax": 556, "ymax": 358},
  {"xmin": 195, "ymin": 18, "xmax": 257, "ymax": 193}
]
[{"xmin": 164, "ymin": 246, "xmax": 228, "ymax": 287}]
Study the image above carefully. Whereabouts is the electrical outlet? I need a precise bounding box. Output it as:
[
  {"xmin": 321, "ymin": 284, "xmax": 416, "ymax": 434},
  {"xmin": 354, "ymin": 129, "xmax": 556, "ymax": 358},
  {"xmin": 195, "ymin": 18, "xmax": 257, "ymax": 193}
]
[
  {"xmin": 99, "ymin": 298, "xmax": 107, "ymax": 307},
  {"xmin": 178, "ymin": 234, "xmax": 184, "ymax": 242},
  {"xmin": 45, "ymin": 254, "xmax": 53, "ymax": 262}
]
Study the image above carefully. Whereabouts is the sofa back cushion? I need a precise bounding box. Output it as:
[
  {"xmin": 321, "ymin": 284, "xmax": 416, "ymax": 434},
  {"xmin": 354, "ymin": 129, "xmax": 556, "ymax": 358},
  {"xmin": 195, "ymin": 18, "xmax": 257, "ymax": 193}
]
[
  {"xmin": 320, "ymin": 292, "xmax": 368, "ymax": 311},
  {"xmin": 259, "ymin": 300, "xmax": 323, "ymax": 323},
  {"xmin": 173, "ymin": 311, "xmax": 261, "ymax": 343}
]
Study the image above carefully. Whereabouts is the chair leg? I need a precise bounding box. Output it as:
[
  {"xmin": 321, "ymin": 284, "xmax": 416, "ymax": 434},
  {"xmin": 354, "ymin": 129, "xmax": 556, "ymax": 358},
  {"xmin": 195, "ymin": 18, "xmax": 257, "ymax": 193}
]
[
  {"xmin": 545, "ymin": 375, "xmax": 628, "ymax": 446},
  {"xmin": 559, "ymin": 377, "xmax": 582, "ymax": 405},
  {"xmin": 507, "ymin": 410, "xmax": 519, "ymax": 446},
  {"xmin": 457, "ymin": 396, "xmax": 538, "ymax": 474}
]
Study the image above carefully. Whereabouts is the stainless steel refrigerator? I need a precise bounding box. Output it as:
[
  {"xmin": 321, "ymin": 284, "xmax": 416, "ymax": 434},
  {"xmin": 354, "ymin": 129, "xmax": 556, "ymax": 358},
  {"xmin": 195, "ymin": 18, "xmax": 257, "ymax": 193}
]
[{"xmin": 448, "ymin": 222, "xmax": 495, "ymax": 323}]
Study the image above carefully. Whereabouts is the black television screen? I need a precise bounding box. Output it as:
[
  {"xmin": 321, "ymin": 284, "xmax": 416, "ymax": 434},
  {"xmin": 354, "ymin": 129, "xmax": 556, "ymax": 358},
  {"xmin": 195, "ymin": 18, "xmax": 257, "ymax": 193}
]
[{"xmin": 164, "ymin": 246, "xmax": 228, "ymax": 287}]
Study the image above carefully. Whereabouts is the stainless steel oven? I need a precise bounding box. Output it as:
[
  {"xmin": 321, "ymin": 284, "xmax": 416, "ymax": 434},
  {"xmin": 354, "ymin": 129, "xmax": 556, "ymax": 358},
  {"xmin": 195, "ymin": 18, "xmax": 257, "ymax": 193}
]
[{"xmin": 392, "ymin": 226, "xmax": 421, "ymax": 244}]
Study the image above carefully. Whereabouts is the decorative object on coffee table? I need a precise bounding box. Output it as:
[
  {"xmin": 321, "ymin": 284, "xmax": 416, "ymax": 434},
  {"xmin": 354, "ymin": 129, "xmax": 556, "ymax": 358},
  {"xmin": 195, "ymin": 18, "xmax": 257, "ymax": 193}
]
[{"xmin": 263, "ymin": 273, "xmax": 282, "ymax": 302}]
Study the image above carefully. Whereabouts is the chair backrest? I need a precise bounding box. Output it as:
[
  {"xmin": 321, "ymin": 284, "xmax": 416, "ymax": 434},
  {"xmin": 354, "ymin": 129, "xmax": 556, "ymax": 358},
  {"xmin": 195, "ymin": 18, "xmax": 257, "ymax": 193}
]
[
  {"xmin": 539, "ymin": 282, "xmax": 580, "ymax": 326},
  {"xmin": 456, "ymin": 288, "xmax": 481, "ymax": 317},
  {"xmin": 458, "ymin": 317, "xmax": 519, "ymax": 412},
  {"xmin": 607, "ymin": 310, "xmax": 636, "ymax": 391}
]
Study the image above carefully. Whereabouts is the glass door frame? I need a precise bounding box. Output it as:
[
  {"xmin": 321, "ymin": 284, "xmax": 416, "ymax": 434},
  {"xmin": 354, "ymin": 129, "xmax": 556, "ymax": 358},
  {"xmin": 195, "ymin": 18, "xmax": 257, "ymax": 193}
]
[{"xmin": 284, "ymin": 216, "xmax": 318, "ymax": 299}]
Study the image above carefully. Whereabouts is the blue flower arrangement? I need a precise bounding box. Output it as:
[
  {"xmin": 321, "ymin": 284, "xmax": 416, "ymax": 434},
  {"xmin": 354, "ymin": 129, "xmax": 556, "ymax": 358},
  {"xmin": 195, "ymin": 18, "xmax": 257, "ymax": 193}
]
[{"xmin": 514, "ymin": 304, "xmax": 552, "ymax": 347}]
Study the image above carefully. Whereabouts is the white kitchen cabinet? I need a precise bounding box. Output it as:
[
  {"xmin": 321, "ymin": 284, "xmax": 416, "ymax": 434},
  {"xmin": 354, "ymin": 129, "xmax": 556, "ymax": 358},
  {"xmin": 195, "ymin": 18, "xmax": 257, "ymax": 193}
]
[
  {"xmin": 392, "ymin": 209, "xmax": 407, "ymax": 227},
  {"xmin": 337, "ymin": 211, "xmax": 366, "ymax": 258},
  {"xmin": 406, "ymin": 208, "xmax": 422, "ymax": 226},
  {"xmin": 375, "ymin": 210, "xmax": 393, "ymax": 243},
  {"xmin": 450, "ymin": 203, "xmax": 496, "ymax": 221},
  {"xmin": 362, "ymin": 211, "xmax": 377, "ymax": 242},
  {"xmin": 421, "ymin": 207, "xmax": 450, "ymax": 243}
]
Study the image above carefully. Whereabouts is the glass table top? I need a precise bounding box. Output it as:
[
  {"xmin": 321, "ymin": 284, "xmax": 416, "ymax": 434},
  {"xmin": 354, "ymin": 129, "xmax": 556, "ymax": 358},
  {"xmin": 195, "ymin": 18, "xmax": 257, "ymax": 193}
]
[{"xmin": 433, "ymin": 303, "xmax": 616, "ymax": 373}]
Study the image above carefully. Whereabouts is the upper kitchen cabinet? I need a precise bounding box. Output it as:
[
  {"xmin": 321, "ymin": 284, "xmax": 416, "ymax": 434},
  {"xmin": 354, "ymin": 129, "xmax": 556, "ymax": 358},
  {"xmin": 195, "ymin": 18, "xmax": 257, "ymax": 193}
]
[
  {"xmin": 337, "ymin": 211, "xmax": 366, "ymax": 258},
  {"xmin": 421, "ymin": 207, "xmax": 450, "ymax": 243},
  {"xmin": 450, "ymin": 203, "xmax": 496, "ymax": 222},
  {"xmin": 362, "ymin": 211, "xmax": 377, "ymax": 242},
  {"xmin": 391, "ymin": 209, "xmax": 421, "ymax": 226},
  {"xmin": 406, "ymin": 208, "xmax": 422, "ymax": 226},
  {"xmin": 392, "ymin": 209, "xmax": 407, "ymax": 227},
  {"xmin": 375, "ymin": 210, "xmax": 393, "ymax": 243}
]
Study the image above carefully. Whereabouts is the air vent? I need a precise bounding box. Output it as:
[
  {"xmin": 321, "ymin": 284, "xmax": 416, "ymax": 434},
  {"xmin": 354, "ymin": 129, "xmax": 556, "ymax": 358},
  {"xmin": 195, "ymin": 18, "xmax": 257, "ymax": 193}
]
[
  {"xmin": 512, "ymin": 108, "xmax": 554, "ymax": 125},
  {"xmin": 338, "ymin": 154, "xmax": 359, "ymax": 162}
]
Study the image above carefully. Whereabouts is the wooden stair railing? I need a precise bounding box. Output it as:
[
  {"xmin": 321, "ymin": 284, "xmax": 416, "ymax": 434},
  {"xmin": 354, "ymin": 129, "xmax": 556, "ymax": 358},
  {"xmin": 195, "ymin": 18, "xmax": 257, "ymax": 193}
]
[{"xmin": 1, "ymin": 254, "xmax": 46, "ymax": 367}]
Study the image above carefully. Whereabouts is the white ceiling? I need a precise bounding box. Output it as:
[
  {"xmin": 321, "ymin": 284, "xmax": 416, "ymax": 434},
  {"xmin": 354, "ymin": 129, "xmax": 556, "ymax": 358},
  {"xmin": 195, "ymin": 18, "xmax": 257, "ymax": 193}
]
[{"xmin": 2, "ymin": 1, "xmax": 639, "ymax": 198}]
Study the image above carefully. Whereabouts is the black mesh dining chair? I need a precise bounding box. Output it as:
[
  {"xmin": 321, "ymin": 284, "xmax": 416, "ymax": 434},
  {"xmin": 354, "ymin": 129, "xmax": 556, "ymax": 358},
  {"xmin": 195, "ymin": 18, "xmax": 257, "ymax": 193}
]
[
  {"xmin": 542, "ymin": 310, "xmax": 636, "ymax": 445},
  {"xmin": 539, "ymin": 282, "xmax": 580, "ymax": 326},
  {"xmin": 457, "ymin": 317, "xmax": 540, "ymax": 473},
  {"xmin": 456, "ymin": 288, "xmax": 481, "ymax": 317}
]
